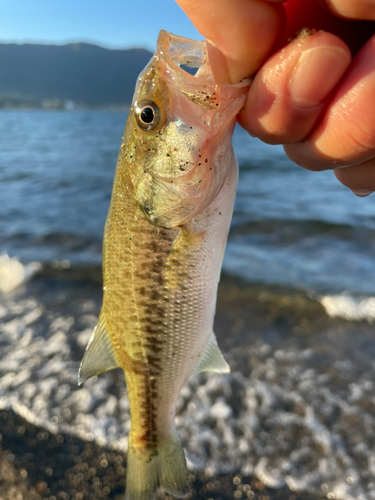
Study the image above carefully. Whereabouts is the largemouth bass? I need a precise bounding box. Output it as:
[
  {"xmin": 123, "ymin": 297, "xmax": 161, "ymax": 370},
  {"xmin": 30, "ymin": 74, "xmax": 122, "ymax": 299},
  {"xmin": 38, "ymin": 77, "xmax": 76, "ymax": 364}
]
[{"xmin": 79, "ymin": 30, "xmax": 249, "ymax": 500}]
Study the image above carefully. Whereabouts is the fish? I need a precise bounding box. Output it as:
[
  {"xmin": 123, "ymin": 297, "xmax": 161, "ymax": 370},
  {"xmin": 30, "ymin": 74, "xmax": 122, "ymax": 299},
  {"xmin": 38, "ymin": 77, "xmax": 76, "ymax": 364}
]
[{"xmin": 78, "ymin": 30, "xmax": 249, "ymax": 500}]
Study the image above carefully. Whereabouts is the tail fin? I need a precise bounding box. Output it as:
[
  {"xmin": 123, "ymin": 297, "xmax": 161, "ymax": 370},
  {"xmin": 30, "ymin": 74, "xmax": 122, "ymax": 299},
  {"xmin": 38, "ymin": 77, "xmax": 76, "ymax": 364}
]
[{"xmin": 125, "ymin": 430, "xmax": 190, "ymax": 500}]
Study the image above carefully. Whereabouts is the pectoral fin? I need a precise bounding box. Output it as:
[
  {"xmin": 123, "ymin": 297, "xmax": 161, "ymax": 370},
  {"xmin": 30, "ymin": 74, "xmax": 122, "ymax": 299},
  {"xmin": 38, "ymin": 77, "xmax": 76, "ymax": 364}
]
[
  {"xmin": 191, "ymin": 332, "xmax": 230, "ymax": 378},
  {"xmin": 78, "ymin": 313, "xmax": 120, "ymax": 385}
]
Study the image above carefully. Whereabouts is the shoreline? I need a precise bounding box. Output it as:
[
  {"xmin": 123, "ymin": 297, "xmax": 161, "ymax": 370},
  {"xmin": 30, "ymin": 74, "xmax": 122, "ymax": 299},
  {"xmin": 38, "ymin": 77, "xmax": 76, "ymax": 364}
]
[{"xmin": 1, "ymin": 272, "xmax": 374, "ymax": 499}]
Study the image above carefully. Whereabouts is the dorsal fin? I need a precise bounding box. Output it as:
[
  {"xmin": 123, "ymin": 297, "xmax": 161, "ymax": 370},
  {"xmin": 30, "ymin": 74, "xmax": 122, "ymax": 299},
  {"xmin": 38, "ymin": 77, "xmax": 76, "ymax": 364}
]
[
  {"xmin": 191, "ymin": 332, "xmax": 230, "ymax": 378},
  {"xmin": 78, "ymin": 312, "xmax": 120, "ymax": 385}
]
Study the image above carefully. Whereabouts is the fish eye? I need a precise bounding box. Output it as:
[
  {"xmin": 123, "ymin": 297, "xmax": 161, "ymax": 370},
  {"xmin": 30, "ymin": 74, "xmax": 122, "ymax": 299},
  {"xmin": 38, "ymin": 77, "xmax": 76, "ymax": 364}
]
[{"xmin": 135, "ymin": 101, "xmax": 161, "ymax": 131}]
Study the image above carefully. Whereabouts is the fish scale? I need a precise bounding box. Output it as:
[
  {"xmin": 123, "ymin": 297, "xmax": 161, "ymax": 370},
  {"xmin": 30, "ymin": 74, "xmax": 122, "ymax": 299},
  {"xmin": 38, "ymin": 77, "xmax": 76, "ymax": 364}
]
[{"xmin": 79, "ymin": 30, "xmax": 249, "ymax": 500}]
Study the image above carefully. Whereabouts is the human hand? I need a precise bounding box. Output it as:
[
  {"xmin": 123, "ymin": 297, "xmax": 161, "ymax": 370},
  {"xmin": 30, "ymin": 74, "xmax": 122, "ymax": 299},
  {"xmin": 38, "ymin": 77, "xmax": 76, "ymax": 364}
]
[{"xmin": 176, "ymin": 0, "xmax": 375, "ymax": 197}]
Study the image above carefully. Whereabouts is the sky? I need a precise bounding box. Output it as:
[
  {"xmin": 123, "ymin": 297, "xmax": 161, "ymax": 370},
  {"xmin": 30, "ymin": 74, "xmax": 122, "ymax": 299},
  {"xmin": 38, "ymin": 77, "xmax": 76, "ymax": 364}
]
[{"xmin": 0, "ymin": 0, "xmax": 202, "ymax": 51}]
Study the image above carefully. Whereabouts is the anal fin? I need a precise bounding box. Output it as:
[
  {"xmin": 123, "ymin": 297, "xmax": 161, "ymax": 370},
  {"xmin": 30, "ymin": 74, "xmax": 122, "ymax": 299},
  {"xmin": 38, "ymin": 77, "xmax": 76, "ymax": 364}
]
[
  {"xmin": 191, "ymin": 332, "xmax": 230, "ymax": 378},
  {"xmin": 78, "ymin": 312, "xmax": 120, "ymax": 385}
]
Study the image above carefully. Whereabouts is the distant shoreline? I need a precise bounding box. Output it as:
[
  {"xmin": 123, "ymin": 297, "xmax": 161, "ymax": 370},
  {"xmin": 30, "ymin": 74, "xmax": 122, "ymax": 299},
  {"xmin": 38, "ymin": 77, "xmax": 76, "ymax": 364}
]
[
  {"xmin": 0, "ymin": 105, "xmax": 130, "ymax": 112},
  {"xmin": 0, "ymin": 42, "xmax": 152, "ymax": 109}
]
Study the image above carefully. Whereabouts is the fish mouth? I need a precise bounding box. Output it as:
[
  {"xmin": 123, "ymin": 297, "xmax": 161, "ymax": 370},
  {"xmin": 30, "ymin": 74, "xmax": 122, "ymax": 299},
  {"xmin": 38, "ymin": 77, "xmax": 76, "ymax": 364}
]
[
  {"xmin": 156, "ymin": 30, "xmax": 249, "ymax": 91},
  {"xmin": 156, "ymin": 30, "xmax": 213, "ymax": 85}
]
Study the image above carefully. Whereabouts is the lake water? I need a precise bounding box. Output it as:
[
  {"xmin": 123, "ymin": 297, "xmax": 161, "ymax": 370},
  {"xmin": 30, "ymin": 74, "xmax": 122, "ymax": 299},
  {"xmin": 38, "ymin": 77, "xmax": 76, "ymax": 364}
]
[{"xmin": 2, "ymin": 110, "xmax": 375, "ymax": 297}]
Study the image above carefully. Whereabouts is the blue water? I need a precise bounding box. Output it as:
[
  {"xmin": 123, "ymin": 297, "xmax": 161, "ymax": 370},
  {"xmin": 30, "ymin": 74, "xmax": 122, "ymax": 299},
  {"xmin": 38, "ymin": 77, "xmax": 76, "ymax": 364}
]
[{"xmin": 1, "ymin": 109, "xmax": 375, "ymax": 294}]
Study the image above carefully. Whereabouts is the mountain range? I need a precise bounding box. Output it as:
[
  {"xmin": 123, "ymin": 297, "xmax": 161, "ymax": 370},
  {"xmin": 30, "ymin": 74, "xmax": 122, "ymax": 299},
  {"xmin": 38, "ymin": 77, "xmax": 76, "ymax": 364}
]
[{"xmin": 0, "ymin": 42, "xmax": 153, "ymax": 108}]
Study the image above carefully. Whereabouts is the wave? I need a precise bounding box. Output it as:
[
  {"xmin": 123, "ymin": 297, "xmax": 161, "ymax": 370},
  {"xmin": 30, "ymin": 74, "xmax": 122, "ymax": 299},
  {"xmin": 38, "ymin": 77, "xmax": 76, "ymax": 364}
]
[
  {"xmin": 230, "ymin": 217, "xmax": 375, "ymax": 240},
  {"xmin": 319, "ymin": 292, "xmax": 375, "ymax": 322},
  {"xmin": 0, "ymin": 253, "xmax": 41, "ymax": 293},
  {"xmin": 0, "ymin": 254, "xmax": 102, "ymax": 292},
  {"xmin": 1, "ymin": 230, "xmax": 102, "ymax": 251}
]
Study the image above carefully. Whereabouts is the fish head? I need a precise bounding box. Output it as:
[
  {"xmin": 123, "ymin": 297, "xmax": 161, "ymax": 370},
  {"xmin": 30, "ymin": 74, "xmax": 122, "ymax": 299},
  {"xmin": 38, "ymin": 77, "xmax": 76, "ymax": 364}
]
[{"xmin": 123, "ymin": 30, "xmax": 249, "ymax": 228}]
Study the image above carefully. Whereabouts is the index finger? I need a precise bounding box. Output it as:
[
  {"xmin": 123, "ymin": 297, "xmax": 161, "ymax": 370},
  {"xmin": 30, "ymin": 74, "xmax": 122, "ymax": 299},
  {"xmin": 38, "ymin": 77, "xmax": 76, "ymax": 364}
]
[{"xmin": 175, "ymin": 0, "xmax": 285, "ymax": 83}]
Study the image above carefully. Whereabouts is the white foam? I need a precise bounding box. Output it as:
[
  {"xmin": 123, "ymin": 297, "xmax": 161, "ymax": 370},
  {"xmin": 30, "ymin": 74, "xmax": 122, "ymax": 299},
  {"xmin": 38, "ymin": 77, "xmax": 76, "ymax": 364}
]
[
  {"xmin": 0, "ymin": 253, "xmax": 41, "ymax": 293},
  {"xmin": 320, "ymin": 292, "xmax": 375, "ymax": 322}
]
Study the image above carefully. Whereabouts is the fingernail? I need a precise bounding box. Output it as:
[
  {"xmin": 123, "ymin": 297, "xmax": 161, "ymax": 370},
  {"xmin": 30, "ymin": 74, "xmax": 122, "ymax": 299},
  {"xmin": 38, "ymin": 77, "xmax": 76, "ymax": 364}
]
[
  {"xmin": 289, "ymin": 46, "xmax": 350, "ymax": 108},
  {"xmin": 206, "ymin": 39, "xmax": 232, "ymax": 84},
  {"xmin": 352, "ymin": 188, "xmax": 373, "ymax": 197}
]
